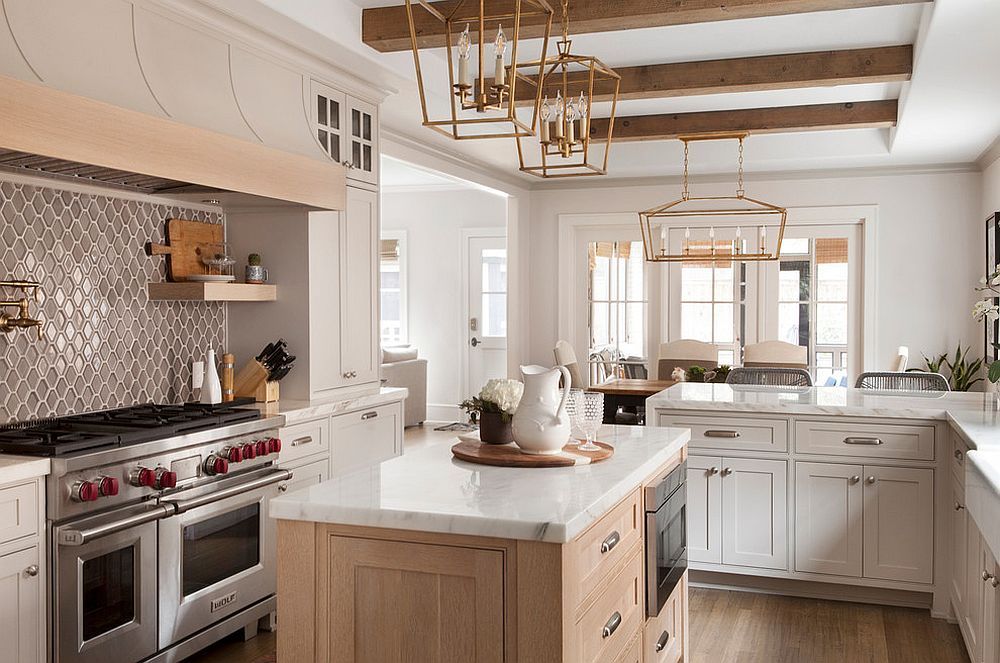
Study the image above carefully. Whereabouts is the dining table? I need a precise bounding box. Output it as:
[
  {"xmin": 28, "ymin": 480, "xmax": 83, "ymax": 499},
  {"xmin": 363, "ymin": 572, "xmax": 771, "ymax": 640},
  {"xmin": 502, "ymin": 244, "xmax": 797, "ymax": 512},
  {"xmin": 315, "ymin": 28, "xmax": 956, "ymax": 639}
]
[{"xmin": 588, "ymin": 378, "xmax": 677, "ymax": 425}]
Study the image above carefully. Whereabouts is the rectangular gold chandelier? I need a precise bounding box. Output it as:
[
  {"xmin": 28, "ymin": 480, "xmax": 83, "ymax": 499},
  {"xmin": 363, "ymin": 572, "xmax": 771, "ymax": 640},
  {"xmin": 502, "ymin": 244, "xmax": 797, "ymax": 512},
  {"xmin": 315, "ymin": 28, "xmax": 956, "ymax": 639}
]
[
  {"xmin": 404, "ymin": 0, "xmax": 554, "ymax": 140},
  {"xmin": 638, "ymin": 133, "xmax": 788, "ymax": 263}
]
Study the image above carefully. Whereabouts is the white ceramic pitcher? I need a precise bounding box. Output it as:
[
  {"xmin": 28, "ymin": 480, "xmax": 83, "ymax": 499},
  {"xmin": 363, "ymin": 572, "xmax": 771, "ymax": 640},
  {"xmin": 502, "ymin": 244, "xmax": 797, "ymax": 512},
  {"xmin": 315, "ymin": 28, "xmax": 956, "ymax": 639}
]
[{"xmin": 511, "ymin": 365, "xmax": 572, "ymax": 455}]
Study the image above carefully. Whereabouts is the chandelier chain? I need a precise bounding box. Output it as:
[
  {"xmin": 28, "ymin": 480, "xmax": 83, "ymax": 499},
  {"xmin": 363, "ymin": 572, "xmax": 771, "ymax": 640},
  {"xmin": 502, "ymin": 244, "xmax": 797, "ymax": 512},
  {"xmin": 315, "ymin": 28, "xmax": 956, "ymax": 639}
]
[
  {"xmin": 682, "ymin": 140, "xmax": 690, "ymax": 200},
  {"xmin": 561, "ymin": 0, "xmax": 569, "ymax": 42},
  {"xmin": 736, "ymin": 137, "xmax": 745, "ymax": 198}
]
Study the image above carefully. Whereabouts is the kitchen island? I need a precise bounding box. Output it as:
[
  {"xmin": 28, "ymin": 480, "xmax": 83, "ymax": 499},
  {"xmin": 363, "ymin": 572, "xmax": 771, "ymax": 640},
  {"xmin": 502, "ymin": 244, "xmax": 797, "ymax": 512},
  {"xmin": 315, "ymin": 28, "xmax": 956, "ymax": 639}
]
[
  {"xmin": 647, "ymin": 383, "xmax": 1000, "ymax": 663},
  {"xmin": 270, "ymin": 424, "xmax": 689, "ymax": 663}
]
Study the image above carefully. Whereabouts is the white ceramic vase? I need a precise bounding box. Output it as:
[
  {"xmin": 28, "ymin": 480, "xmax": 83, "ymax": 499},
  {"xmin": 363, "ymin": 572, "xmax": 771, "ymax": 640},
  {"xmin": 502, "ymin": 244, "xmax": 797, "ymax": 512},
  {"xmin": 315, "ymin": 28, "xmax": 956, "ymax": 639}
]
[
  {"xmin": 200, "ymin": 349, "xmax": 222, "ymax": 405},
  {"xmin": 511, "ymin": 365, "xmax": 571, "ymax": 455}
]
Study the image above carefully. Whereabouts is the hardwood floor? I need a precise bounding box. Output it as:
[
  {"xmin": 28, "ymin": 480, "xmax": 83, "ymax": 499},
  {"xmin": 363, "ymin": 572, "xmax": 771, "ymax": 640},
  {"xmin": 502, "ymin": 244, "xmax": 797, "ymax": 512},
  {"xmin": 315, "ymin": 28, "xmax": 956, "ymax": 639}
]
[
  {"xmin": 689, "ymin": 587, "xmax": 969, "ymax": 663},
  {"xmin": 178, "ymin": 588, "xmax": 969, "ymax": 662}
]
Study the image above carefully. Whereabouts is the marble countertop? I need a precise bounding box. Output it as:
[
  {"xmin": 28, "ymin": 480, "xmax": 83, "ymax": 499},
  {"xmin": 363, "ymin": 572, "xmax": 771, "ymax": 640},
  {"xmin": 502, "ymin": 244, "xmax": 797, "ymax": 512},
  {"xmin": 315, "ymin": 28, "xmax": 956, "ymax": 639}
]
[
  {"xmin": 0, "ymin": 455, "xmax": 50, "ymax": 485},
  {"xmin": 270, "ymin": 424, "xmax": 690, "ymax": 543},
  {"xmin": 254, "ymin": 387, "xmax": 408, "ymax": 425}
]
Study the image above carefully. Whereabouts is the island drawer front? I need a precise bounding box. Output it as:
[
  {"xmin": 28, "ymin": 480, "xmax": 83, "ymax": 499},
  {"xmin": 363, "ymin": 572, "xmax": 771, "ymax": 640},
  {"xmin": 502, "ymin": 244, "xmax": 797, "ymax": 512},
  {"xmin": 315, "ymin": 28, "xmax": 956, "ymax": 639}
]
[
  {"xmin": 656, "ymin": 413, "xmax": 788, "ymax": 453},
  {"xmin": 644, "ymin": 572, "xmax": 686, "ymax": 663},
  {"xmin": 614, "ymin": 629, "xmax": 642, "ymax": 663},
  {"xmin": 0, "ymin": 481, "xmax": 38, "ymax": 546},
  {"xmin": 794, "ymin": 420, "xmax": 935, "ymax": 461},
  {"xmin": 567, "ymin": 489, "xmax": 642, "ymax": 613},
  {"xmin": 572, "ymin": 548, "xmax": 644, "ymax": 663},
  {"xmin": 278, "ymin": 417, "xmax": 330, "ymax": 465},
  {"xmin": 330, "ymin": 402, "xmax": 403, "ymax": 476}
]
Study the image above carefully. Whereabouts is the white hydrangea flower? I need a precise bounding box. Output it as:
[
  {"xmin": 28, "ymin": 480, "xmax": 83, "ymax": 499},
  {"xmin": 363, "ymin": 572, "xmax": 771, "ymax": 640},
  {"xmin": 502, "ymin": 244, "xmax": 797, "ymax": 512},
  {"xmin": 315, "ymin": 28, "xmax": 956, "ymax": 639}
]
[
  {"xmin": 479, "ymin": 379, "xmax": 524, "ymax": 415},
  {"xmin": 973, "ymin": 299, "xmax": 1000, "ymax": 322}
]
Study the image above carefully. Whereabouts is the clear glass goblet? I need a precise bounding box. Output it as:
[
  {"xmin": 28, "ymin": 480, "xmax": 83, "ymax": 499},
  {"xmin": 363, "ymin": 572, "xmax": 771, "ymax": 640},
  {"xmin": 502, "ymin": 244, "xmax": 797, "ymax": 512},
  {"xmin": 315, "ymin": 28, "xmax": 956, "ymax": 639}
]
[
  {"xmin": 578, "ymin": 391, "xmax": 604, "ymax": 452},
  {"xmin": 565, "ymin": 389, "xmax": 585, "ymax": 447}
]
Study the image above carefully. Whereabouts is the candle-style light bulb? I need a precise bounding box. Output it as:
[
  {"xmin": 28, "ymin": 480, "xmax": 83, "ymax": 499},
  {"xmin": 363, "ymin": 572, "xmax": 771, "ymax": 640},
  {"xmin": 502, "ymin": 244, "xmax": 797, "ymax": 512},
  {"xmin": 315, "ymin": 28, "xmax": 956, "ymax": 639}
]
[
  {"xmin": 577, "ymin": 91, "xmax": 589, "ymax": 141},
  {"xmin": 759, "ymin": 226, "xmax": 767, "ymax": 253},
  {"xmin": 735, "ymin": 226, "xmax": 742, "ymax": 255},
  {"xmin": 493, "ymin": 24, "xmax": 507, "ymax": 87},
  {"xmin": 554, "ymin": 89, "xmax": 565, "ymax": 139},
  {"xmin": 457, "ymin": 24, "xmax": 472, "ymax": 88},
  {"xmin": 710, "ymin": 226, "xmax": 716, "ymax": 255},
  {"xmin": 660, "ymin": 226, "xmax": 667, "ymax": 255},
  {"xmin": 684, "ymin": 226, "xmax": 691, "ymax": 254},
  {"xmin": 566, "ymin": 98, "xmax": 578, "ymax": 146},
  {"xmin": 539, "ymin": 96, "xmax": 551, "ymax": 144}
]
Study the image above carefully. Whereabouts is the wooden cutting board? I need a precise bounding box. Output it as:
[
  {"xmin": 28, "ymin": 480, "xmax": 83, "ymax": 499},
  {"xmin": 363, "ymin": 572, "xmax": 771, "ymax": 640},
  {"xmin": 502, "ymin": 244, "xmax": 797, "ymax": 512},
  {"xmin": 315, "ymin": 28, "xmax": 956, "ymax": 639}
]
[
  {"xmin": 145, "ymin": 219, "xmax": 224, "ymax": 282},
  {"xmin": 451, "ymin": 440, "xmax": 614, "ymax": 467}
]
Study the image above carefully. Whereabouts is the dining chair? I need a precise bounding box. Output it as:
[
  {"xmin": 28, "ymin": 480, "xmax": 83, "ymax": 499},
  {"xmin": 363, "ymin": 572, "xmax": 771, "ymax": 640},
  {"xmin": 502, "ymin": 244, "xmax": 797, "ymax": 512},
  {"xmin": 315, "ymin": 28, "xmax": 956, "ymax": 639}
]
[
  {"xmin": 726, "ymin": 367, "xmax": 814, "ymax": 387},
  {"xmin": 553, "ymin": 339, "xmax": 585, "ymax": 388},
  {"xmin": 657, "ymin": 339, "xmax": 718, "ymax": 379},
  {"xmin": 743, "ymin": 340, "xmax": 809, "ymax": 368},
  {"xmin": 855, "ymin": 371, "xmax": 950, "ymax": 391}
]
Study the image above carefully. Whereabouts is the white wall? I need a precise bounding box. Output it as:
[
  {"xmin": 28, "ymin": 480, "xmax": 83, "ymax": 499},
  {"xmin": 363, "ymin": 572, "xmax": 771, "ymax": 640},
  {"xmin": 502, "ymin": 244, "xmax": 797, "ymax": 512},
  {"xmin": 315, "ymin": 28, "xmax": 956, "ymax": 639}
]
[
  {"xmin": 382, "ymin": 188, "xmax": 507, "ymax": 417},
  {"xmin": 526, "ymin": 169, "xmax": 983, "ymax": 371}
]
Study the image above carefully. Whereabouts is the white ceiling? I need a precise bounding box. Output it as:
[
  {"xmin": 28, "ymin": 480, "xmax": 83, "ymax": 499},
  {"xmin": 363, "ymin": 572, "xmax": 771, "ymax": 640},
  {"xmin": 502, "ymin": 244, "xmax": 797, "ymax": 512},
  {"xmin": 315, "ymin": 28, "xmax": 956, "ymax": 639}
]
[
  {"xmin": 209, "ymin": 0, "xmax": 1000, "ymax": 183},
  {"xmin": 381, "ymin": 156, "xmax": 477, "ymax": 189}
]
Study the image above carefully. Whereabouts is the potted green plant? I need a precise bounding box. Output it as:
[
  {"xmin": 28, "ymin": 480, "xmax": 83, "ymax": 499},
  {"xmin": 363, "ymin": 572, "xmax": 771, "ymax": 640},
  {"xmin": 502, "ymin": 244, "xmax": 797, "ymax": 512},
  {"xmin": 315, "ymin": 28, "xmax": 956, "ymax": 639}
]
[
  {"xmin": 686, "ymin": 365, "xmax": 707, "ymax": 383},
  {"xmin": 460, "ymin": 378, "xmax": 524, "ymax": 444},
  {"xmin": 915, "ymin": 345, "xmax": 983, "ymax": 392}
]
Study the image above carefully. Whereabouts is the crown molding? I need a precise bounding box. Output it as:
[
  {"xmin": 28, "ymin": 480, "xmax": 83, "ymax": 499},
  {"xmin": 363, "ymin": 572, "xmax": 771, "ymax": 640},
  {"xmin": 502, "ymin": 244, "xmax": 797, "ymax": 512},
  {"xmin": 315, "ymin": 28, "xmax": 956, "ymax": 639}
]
[{"xmin": 977, "ymin": 136, "xmax": 1000, "ymax": 171}]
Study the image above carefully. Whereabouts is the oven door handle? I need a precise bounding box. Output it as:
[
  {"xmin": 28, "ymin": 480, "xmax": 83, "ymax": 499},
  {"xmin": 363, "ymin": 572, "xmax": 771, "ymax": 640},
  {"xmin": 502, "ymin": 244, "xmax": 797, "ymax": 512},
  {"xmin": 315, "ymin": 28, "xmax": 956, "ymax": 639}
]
[
  {"xmin": 166, "ymin": 468, "xmax": 293, "ymax": 514},
  {"xmin": 57, "ymin": 504, "xmax": 175, "ymax": 546}
]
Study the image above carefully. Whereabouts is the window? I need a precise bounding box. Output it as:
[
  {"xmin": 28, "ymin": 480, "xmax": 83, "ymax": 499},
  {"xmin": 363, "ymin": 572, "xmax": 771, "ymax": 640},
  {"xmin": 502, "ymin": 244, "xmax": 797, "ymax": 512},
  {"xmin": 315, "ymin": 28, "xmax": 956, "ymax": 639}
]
[
  {"xmin": 481, "ymin": 248, "xmax": 507, "ymax": 338},
  {"xmin": 588, "ymin": 241, "xmax": 646, "ymax": 382},
  {"xmin": 380, "ymin": 233, "xmax": 407, "ymax": 345}
]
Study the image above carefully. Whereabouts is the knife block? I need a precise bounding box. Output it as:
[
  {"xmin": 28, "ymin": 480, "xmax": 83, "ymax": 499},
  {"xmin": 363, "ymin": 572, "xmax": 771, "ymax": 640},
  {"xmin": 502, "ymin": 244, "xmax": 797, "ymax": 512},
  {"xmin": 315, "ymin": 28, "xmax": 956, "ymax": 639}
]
[
  {"xmin": 234, "ymin": 360, "xmax": 268, "ymax": 399},
  {"xmin": 254, "ymin": 381, "xmax": 280, "ymax": 403}
]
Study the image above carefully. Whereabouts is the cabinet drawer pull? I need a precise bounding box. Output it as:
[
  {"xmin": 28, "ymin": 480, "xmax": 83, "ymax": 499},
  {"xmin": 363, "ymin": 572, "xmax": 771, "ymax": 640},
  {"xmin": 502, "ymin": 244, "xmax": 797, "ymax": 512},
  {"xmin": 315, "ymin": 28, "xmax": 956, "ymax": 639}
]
[
  {"xmin": 844, "ymin": 437, "xmax": 882, "ymax": 445},
  {"xmin": 291, "ymin": 436, "xmax": 314, "ymax": 447},
  {"xmin": 601, "ymin": 611, "xmax": 622, "ymax": 639},
  {"xmin": 361, "ymin": 411, "xmax": 379, "ymax": 421},
  {"xmin": 600, "ymin": 530, "xmax": 620, "ymax": 554},
  {"xmin": 955, "ymin": 449, "xmax": 964, "ymax": 460},
  {"xmin": 655, "ymin": 630, "xmax": 670, "ymax": 652},
  {"xmin": 704, "ymin": 429, "xmax": 741, "ymax": 439}
]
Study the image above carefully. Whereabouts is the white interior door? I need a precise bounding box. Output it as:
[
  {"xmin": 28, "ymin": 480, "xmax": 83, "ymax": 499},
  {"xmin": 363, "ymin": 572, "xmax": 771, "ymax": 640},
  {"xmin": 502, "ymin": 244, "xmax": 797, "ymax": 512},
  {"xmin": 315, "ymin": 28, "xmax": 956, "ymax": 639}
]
[{"xmin": 464, "ymin": 232, "xmax": 508, "ymax": 399}]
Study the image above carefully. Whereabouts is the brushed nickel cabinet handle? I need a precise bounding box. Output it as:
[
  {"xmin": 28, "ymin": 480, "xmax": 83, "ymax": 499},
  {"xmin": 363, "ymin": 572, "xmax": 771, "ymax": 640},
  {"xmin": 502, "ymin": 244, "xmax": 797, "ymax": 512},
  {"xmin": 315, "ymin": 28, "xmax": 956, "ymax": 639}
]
[
  {"xmin": 866, "ymin": 476, "xmax": 876, "ymax": 485},
  {"xmin": 705, "ymin": 430, "xmax": 741, "ymax": 439},
  {"xmin": 955, "ymin": 502, "xmax": 965, "ymax": 511},
  {"xmin": 850, "ymin": 475, "xmax": 860, "ymax": 484},
  {"xmin": 361, "ymin": 411, "xmax": 379, "ymax": 421},
  {"xmin": 721, "ymin": 467, "xmax": 733, "ymax": 477},
  {"xmin": 23, "ymin": 565, "xmax": 38, "ymax": 578},
  {"xmin": 600, "ymin": 531, "xmax": 620, "ymax": 554},
  {"xmin": 342, "ymin": 371, "xmax": 352, "ymax": 379},
  {"xmin": 955, "ymin": 449, "xmax": 964, "ymax": 460},
  {"xmin": 655, "ymin": 630, "xmax": 670, "ymax": 652},
  {"xmin": 708, "ymin": 467, "xmax": 719, "ymax": 476},
  {"xmin": 601, "ymin": 611, "xmax": 622, "ymax": 639},
  {"xmin": 983, "ymin": 570, "xmax": 996, "ymax": 583},
  {"xmin": 844, "ymin": 437, "xmax": 883, "ymax": 446},
  {"xmin": 291, "ymin": 436, "xmax": 314, "ymax": 447}
]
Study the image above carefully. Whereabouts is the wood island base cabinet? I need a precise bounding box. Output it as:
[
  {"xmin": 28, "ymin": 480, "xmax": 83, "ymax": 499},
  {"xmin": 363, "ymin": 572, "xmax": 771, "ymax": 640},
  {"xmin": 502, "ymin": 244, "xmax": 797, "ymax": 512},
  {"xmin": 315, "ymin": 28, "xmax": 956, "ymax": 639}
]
[{"xmin": 276, "ymin": 455, "xmax": 688, "ymax": 663}]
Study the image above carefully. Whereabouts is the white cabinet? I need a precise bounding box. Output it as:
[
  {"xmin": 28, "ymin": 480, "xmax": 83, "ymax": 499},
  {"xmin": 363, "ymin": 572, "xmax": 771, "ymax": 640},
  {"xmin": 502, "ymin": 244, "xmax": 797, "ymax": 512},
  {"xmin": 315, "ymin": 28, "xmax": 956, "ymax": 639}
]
[
  {"xmin": 0, "ymin": 544, "xmax": 42, "ymax": 663},
  {"xmin": 983, "ymin": 546, "xmax": 1000, "ymax": 663},
  {"xmin": 795, "ymin": 462, "xmax": 863, "ymax": 577},
  {"xmin": 330, "ymin": 402, "xmax": 403, "ymax": 476},
  {"xmin": 688, "ymin": 456, "xmax": 787, "ymax": 570},
  {"xmin": 863, "ymin": 465, "xmax": 934, "ymax": 583},
  {"xmin": 953, "ymin": 483, "xmax": 971, "ymax": 618},
  {"xmin": 311, "ymin": 81, "xmax": 378, "ymax": 186},
  {"xmin": 339, "ymin": 187, "xmax": 379, "ymax": 385},
  {"xmin": 955, "ymin": 478, "xmax": 1000, "ymax": 663}
]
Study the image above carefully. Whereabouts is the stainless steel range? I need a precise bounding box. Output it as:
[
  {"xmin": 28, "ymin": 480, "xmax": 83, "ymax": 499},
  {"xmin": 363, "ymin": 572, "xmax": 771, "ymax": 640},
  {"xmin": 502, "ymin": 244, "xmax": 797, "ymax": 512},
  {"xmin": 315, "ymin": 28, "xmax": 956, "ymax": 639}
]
[{"xmin": 0, "ymin": 401, "xmax": 291, "ymax": 663}]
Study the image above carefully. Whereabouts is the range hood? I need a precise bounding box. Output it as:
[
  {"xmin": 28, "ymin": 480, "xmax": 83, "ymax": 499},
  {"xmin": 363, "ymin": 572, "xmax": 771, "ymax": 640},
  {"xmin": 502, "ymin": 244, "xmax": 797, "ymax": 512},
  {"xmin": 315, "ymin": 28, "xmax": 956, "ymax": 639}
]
[{"xmin": 0, "ymin": 75, "xmax": 346, "ymax": 210}]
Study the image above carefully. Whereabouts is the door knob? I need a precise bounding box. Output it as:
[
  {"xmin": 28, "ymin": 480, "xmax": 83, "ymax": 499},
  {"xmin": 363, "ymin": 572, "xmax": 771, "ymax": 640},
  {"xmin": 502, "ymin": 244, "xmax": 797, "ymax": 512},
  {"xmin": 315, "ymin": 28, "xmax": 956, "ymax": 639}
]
[{"xmin": 470, "ymin": 337, "xmax": 480, "ymax": 347}]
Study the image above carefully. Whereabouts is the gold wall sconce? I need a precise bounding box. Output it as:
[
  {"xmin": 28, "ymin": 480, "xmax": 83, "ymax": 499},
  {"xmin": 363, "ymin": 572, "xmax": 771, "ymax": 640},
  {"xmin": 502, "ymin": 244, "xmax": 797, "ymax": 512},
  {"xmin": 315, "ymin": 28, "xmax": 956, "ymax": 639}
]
[{"xmin": 1, "ymin": 280, "xmax": 44, "ymax": 340}]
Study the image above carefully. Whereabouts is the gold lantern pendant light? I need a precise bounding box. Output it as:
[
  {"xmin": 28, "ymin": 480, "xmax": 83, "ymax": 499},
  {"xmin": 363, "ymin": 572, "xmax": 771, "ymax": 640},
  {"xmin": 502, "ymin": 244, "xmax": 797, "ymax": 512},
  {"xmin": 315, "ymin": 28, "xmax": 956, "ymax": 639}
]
[
  {"xmin": 638, "ymin": 133, "xmax": 788, "ymax": 263},
  {"xmin": 404, "ymin": 0, "xmax": 554, "ymax": 140},
  {"xmin": 515, "ymin": 0, "xmax": 620, "ymax": 178}
]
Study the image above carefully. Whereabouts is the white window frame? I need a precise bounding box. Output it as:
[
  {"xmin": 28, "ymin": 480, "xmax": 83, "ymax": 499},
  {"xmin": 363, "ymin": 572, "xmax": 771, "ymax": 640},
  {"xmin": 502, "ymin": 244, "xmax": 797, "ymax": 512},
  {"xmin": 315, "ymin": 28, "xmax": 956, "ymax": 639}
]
[
  {"xmin": 380, "ymin": 229, "xmax": 408, "ymax": 346},
  {"xmin": 559, "ymin": 207, "xmax": 878, "ymax": 380}
]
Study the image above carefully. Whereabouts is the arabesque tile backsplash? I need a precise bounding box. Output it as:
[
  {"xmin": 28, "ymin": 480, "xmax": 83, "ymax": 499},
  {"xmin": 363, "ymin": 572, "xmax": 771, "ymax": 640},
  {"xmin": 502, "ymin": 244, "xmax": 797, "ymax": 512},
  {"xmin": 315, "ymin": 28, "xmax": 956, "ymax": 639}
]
[{"xmin": 0, "ymin": 178, "xmax": 227, "ymax": 422}]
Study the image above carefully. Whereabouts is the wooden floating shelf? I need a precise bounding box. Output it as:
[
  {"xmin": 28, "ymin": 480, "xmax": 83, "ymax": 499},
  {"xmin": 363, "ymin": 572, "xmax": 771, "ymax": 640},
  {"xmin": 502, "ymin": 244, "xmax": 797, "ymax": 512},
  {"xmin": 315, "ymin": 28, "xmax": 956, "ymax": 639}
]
[{"xmin": 147, "ymin": 282, "xmax": 277, "ymax": 302}]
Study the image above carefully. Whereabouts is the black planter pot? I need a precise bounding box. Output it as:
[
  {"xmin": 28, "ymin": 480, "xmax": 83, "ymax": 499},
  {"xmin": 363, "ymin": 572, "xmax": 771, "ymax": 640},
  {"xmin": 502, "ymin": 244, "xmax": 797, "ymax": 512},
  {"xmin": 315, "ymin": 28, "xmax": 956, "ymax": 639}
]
[{"xmin": 479, "ymin": 411, "xmax": 514, "ymax": 445}]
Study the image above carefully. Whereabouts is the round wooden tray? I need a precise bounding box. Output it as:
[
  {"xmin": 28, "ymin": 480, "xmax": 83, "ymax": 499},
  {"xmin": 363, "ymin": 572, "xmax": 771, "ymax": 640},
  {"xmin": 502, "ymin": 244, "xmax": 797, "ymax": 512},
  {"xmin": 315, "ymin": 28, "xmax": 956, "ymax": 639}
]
[{"xmin": 451, "ymin": 440, "xmax": 614, "ymax": 467}]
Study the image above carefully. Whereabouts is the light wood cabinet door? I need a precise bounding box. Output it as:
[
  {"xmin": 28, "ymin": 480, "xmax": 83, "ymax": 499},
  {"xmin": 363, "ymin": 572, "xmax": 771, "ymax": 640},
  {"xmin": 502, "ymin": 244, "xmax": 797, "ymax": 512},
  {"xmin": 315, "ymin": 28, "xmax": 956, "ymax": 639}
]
[
  {"xmin": 0, "ymin": 545, "xmax": 42, "ymax": 663},
  {"xmin": 721, "ymin": 458, "xmax": 788, "ymax": 570},
  {"xmin": 687, "ymin": 456, "xmax": 722, "ymax": 564},
  {"xmin": 795, "ymin": 462, "xmax": 863, "ymax": 577},
  {"xmin": 326, "ymin": 536, "xmax": 505, "ymax": 663},
  {"xmin": 953, "ymin": 483, "xmax": 971, "ymax": 619},
  {"xmin": 862, "ymin": 465, "xmax": 933, "ymax": 583},
  {"xmin": 340, "ymin": 186, "xmax": 379, "ymax": 385}
]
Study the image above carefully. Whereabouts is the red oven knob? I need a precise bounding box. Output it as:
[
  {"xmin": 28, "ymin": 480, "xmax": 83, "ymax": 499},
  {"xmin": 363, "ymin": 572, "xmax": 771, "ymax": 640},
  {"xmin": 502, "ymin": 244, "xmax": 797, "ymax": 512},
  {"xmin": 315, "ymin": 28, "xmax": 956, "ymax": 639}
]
[
  {"xmin": 203, "ymin": 455, "xmax": 229, "ymax": 476},
  {"xmin": 155, "ymin": 468, "xmax": 177, "ymax": 489},
  {"xmin": 130, "ymin": 467, "xmax": 156, "ymax": 488},
  {"xmin": 71, "ymin": 480, "xmax": 99, "ymax": 502},
  {"xmin": 241, "ymin": 443, "xmax": 256, "ymax": 460},
  {"xmin": 267, "ymin": 438, "xmax": 282, "ymax": 454},
  {"xmin": 98, "ymin": 476, "xmax": 119, "ymax": 497},
  {"xmin": 226, "ymin": 446, "xmax": 243, "ymax": 463},
  {"xmin": 255, "ymin": 440, "xmax": 268, "ymax": 457}
]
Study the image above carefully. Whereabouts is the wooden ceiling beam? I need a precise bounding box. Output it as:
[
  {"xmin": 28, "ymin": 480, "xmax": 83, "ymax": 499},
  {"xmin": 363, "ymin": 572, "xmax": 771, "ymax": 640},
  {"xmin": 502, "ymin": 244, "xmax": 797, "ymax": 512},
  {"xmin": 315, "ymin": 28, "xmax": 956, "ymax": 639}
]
[
  {"xmin": 587, "ymin": 100, "xmax": 898, "ymax": 141},
  {"xmin": 363, "ymin": 0, "xmax": 930, "ymax": 53},
  {"xmin": 511, "ymin": 45, "xmax": 912, "ymax": 103}
]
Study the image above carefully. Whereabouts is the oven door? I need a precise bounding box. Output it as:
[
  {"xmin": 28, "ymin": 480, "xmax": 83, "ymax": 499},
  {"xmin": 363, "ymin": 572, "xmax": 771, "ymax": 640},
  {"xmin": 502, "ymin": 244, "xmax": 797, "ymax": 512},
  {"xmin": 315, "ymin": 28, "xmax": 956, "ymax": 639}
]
[
  {"xmin": 157, "ymin": 467, "xmax": 291, "ymax": 648},
  {"xmin": 646, "ymin": 481, "xmax": 687, "ymax": 617},
  {"xmin": 54, "ymin": 503, "xmax": 171, "ymax": 663}
]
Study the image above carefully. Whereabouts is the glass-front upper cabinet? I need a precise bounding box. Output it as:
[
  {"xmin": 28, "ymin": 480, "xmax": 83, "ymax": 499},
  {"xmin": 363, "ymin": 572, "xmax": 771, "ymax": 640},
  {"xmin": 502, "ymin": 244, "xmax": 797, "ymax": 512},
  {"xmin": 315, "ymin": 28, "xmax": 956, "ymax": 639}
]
[{"xmin": 310, "ymin": 80, "xmax": 378, "ymax": 186}]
